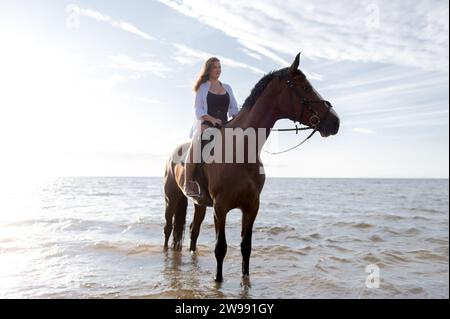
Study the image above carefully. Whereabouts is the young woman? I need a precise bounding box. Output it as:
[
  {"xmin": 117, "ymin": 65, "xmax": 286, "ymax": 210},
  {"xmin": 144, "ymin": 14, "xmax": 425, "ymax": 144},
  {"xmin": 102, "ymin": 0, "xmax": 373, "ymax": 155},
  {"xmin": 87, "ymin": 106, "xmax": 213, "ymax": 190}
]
[{"xmin": 184, "ymin": 57, "xmax": 240, "ymax": 197}]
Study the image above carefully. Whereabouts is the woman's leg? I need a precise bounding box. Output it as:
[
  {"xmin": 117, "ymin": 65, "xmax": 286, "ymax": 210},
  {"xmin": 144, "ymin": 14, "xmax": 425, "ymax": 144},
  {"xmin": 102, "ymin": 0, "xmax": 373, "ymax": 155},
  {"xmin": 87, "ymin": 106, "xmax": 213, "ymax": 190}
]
[{"xmin": 184, "ymin": 124, "xmax": 208, "ymax": 196}]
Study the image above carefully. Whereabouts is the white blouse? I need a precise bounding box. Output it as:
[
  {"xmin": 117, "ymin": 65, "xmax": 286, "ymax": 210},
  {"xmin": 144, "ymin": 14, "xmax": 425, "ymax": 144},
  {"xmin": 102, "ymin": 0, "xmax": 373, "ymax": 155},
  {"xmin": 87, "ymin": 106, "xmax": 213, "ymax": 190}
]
[{"xmin": 188, "ymin": 81, "xmax": 240, "ymax": 138}]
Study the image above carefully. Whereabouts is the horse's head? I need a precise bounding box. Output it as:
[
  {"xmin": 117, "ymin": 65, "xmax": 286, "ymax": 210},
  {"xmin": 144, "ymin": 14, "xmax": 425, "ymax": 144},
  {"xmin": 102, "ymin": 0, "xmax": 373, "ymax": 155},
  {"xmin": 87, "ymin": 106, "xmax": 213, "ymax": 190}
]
[{"xmin": 275, "ymin": 53, "xmax": 340, "ymax": 137}]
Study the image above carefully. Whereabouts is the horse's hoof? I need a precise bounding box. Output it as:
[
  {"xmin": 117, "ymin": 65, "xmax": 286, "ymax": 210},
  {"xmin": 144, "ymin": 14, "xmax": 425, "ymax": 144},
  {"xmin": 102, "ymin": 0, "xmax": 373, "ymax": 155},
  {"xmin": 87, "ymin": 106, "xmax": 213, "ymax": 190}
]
[
  {"xmin": 172, "ymin": 242, "xmax": 182, "ymax": 251},
  {"xmin": 214, "ymin": 276, "xmax": 223, "ymax": 283},
  {"xmin": 190, "ymin": 249, "xmax": 197, "ymax": 255},
  {"xmin": 241, "ymin": 275, "xmax": 251, "ymax": 287}
]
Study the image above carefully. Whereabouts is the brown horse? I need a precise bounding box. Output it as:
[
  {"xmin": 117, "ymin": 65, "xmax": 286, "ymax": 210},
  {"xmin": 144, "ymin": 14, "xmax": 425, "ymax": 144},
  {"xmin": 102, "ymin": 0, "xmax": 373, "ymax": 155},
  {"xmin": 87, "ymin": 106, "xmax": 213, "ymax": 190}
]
[{"xmin": 163, "ymin": 53, "xmax": 340, "ymax": 282}]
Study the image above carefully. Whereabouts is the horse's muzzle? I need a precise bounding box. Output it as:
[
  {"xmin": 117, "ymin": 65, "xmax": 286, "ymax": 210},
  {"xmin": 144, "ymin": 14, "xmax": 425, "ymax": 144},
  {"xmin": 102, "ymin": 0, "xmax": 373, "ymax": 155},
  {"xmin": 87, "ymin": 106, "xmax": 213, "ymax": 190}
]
[{"xmin": 320, "ymin": 113, "xmax": 340, "ymax": 137}]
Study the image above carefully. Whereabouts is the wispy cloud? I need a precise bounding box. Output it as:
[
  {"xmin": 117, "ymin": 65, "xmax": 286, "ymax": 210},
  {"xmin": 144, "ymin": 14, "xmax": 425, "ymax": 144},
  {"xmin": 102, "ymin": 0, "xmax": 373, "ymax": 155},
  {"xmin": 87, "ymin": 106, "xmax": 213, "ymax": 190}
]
[
  {"xmin": 344, "ymin": 101, "xmax": 445, "ymax": 118},
  {"xmin": 172, "ymin": 42, "xmax": 265, "ymax": 74},
  {"xmin": 157, "ymin": 0, "xmax": 290, "ymax": 67},
  {"xmin": 347, "ymin": 109, "xmax": 449, "ymax": 129},
  {"xmin": 353, "ymin": 128, "xmax": 376, "ymax": 134},
  {"xmin": 240, "ymin": 48, "xmax": 263, "ymax": 60},
  {"xmin": 235, "ymin": 39, "xmax": 290, "ymax": 67},
  {"xmin": 157, "ymin": 0, "xmax": 449, "ymax": 72},
  {"xmin": 66, "ymin": 4, "xmax": 155, "ymax": 41},
  {"xmin": 108, "ymin": 55, "xmax": 172, "ymax": 77},
  {"xmin": 66, "ymin": 4, "xmax": 266, "ymax": 76}
]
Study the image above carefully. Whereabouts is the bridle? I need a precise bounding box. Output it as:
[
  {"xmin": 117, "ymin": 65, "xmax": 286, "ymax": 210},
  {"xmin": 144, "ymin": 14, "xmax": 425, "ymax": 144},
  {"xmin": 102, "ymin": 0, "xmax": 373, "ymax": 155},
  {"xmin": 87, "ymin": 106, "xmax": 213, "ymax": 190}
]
[{"xmin": 263, "ymin": 74, "xmax": 333, "ymax": 155}]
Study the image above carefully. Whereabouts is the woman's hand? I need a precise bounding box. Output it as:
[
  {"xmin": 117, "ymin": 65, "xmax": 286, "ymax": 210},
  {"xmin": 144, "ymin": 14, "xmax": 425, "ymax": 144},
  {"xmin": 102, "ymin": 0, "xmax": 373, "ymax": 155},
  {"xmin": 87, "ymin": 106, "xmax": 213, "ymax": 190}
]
[
  {"xmin": 201, "ymin": 115, "xmax": 222, "ymax": 127},
  {"xmin": 211, "ymin": 118, "xmax": 223, "ymax": 127}
]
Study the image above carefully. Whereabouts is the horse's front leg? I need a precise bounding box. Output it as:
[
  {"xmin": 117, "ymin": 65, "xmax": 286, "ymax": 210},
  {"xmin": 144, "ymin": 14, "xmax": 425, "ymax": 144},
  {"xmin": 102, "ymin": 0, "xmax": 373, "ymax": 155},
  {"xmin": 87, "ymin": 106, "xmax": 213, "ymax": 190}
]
[
  {"xmin": 213, "ymin": 203, "xmax": 228, "ymax": 282},
  {"xmin": 189, "ymin": 204, "xmax": 206, "ymax": 253},
  {"xmin": 241, "ymin": 200, "xmax": 259, "ymax": 279}
]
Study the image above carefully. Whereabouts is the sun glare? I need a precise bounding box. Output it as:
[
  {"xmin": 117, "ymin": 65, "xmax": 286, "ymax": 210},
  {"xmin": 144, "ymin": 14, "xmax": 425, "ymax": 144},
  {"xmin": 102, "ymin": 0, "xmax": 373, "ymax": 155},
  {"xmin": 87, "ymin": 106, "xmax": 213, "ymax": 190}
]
[{"xmin": 0, "ymin": 28, "xmax": 111, "ymax": 181}]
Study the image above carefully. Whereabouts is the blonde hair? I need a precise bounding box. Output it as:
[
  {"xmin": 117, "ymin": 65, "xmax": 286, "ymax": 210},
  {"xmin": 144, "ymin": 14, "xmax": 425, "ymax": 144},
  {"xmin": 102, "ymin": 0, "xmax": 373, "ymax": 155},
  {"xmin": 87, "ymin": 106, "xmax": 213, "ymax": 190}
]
[{"xmin": 193, "ymin": 57, "xmax": 220, "ymax": 92}]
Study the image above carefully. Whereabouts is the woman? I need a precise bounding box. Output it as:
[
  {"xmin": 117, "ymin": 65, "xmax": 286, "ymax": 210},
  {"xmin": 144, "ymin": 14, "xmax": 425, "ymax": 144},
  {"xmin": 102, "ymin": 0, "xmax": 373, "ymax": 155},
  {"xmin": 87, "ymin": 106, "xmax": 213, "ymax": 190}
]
[{"xmin": 184, "ymin": 57, "xmax": 240, "ymax": 197}]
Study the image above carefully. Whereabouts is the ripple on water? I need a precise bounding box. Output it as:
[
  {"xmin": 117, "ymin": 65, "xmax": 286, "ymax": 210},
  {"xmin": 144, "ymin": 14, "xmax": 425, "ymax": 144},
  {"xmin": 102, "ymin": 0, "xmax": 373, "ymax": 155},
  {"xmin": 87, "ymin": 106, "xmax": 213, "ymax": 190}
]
[
  {"xmin": 328, "ymin": 256, "xmax": 352, "ymax": 264},
  {"xmin": 405, "ymin": 227, "xmax": 421, "ymax": 235},
  {"xmin": 309, "ymin": 232, "xmax": 322, "ymax": 239},
  {"xmin": 85, "ymin": 192, "xmax": 123, "ymax": 197},
  {"xmin": 407, "ymin": 287, "xmax": 425, "ymax": 295},
  {"xmin": 424, "ymin": 237, "xmax": 449, "ymax": 245},
  {"xmin": 383, "ymin": 214, "xmax": 406, "ymax": 221},
  {"xmin": 259, "ymin": 244, "xmax": 309, "ymax": 257},
  {"xmin": 92, "ymin": 241, "xmax": 162, "ymax": 256},
  {"xmin": 325, "ymin": 244, "xmax": 355, "ymax": 253},
  {"xmin": 382, "ymin": 251, "xmax": 409, "ymax": 264},
  {"xmin": 362, "ymin": 252, "xmax": 382, "ymax": 264},
  {"xmin": 332, "ymin": 221, "xmax": 374, "ymax": 229},
  {"xmin": 369, "ymin": 235, "xmax": 384, "ymax": 242},
  {"xmin": 255, "ymin": 226, "xmax": 296, "ymax": 235},
  {"xmin": 354, "ymin": 222, "xmax": 373, "ymax": 229},
  {"xmin": 409, "ymin": 207, "xmax": 443, "ymax": 214},
  {"xmin": 407, "ymin": 250, "xmax": 449, "ymax": 262}
]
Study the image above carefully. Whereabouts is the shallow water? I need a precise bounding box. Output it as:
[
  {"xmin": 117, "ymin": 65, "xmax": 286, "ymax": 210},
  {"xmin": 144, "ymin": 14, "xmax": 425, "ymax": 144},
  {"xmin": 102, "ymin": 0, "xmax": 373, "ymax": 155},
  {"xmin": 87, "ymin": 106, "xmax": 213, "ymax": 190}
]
[{"xmin": 0, "ymin": 177, "xmax": 448, "ymax": 298}]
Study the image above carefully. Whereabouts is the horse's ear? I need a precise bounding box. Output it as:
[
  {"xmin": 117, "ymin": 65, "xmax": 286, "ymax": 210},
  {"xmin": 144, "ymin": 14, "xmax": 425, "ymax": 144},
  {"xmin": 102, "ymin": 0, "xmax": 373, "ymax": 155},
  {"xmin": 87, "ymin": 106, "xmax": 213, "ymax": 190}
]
[{"xmin": 289, "ymin": 52, "xmax": 301, "ymax": 74}]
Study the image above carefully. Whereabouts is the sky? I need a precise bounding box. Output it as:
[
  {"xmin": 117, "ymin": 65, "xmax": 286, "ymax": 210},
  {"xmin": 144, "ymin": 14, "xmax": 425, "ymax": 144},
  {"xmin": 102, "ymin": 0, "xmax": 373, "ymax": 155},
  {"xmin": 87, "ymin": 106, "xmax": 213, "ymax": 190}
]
[{"xmin": 0, "ymin": 0, "xmax": 448, "ymax": 179}]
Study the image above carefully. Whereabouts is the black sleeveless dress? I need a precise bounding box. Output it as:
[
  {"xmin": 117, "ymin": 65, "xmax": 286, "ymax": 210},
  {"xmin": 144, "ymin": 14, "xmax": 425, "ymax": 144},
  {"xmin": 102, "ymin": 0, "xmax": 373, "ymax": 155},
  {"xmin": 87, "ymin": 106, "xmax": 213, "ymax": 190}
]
[{"xmin": 202, "ymin": 91, "xmax": 230, "ymax": 127}]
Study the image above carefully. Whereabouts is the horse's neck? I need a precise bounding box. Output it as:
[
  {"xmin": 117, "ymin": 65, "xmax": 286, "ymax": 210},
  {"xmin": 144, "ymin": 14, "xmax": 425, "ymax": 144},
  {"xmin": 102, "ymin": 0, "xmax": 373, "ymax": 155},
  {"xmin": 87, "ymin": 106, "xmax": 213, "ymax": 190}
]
[
  {"xmin": 223, "ymin": 98, "xmax": 279, "ymax": 162},
  {"xmin": 228, "ymin": 98, "xmax": 279, "ymax": 138}
]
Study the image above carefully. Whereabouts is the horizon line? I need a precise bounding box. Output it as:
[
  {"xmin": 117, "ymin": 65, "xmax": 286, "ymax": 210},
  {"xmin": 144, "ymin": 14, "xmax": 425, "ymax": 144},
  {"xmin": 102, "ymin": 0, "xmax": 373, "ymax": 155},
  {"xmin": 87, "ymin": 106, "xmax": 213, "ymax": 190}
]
[{"xmin": 49, "ymin": 175, "xmax": 450, "ymax": 180}]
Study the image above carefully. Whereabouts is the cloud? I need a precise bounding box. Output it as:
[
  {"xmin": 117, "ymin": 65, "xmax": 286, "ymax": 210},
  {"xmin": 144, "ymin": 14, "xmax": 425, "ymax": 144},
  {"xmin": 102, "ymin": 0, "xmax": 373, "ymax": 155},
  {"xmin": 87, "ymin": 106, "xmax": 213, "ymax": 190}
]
[
  {"xmin": 65, "ymin": 4, "xmax": 266, "ymax": 76},
  {"xmin": 172, "ymin": 42, "xmax": 265, "ymax": 74},
  {"xmin": 347, "ymin": 108, "xmax": 449, "ymax": 129},
  {"xmin": 240, "ymin": 48, "xmax": 263, "ymax": 60},
  {"xmin": 331, "ymin": 74, "xmax": 448, "ymax": 108},
  {"xmin": 353, "ymin": 128, "xmax": 376, "ymax": 134},
  {"xmin": 235, "ymin": 39, "xmax": 290, "ymax": 67},
  {"xmin": 345, "ymin": 101, "xmax": 444, "ymax": 118},
  {"xmin": 85, "ymin": 74, "xmax": 126, "ymax": 91},
  {"xmin": 66, "ymin": 4, "xmax": 155, "ymax": 41},
  {"xmin": 108, "ymin": 55, "xmax": 172, "ymax": 77},
  {"xmin": 157, "ymin": 0, "xmax": 449, "ymax": 72}
]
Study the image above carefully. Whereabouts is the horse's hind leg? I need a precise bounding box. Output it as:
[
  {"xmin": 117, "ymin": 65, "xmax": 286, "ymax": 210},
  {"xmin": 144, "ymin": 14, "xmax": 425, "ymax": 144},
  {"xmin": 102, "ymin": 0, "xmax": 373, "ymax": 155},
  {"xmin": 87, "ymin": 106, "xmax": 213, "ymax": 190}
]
[
  {"xmin": 172, "ymin": 195, "xmax": 188, "ymax": 251},
  {"xmin": 163, "ymin": 175, "xmax": 188, "ymax": 251},
  {"xmin": 189, "ymin": 204, "xmax": 206, "ymax": 253}
]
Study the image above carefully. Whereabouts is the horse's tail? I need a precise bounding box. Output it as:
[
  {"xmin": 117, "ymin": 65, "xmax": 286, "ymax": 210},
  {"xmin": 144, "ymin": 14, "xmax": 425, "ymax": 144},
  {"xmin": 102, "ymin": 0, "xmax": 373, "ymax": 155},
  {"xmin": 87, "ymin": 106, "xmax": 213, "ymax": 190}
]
[
  {"xmin": 163, "ymin": 143, "xmax": 190, "ymax": 251},
  {"xmin": 163, "ymin": 158, "xmax": 174, "ymax": 249}
]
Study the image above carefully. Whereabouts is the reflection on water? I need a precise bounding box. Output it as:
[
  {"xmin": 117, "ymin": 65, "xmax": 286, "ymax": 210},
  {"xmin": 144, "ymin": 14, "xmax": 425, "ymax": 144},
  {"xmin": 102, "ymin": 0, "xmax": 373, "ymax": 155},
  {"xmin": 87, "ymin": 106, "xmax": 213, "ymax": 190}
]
[{"xmin": 0, "ymin": 177, "xmax": 448, "ymax": 298}]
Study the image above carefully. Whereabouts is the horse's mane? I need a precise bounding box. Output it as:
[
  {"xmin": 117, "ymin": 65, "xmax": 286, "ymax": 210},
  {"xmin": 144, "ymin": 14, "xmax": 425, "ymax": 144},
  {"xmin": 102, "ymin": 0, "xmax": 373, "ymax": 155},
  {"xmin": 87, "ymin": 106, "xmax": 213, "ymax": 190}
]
[
  {"xmin": 226, "ymin": 66, "xmax": 303, "ymax": 124},
  {"xmin": 241, "ymin": 68, "xmax": 288, "ymax": 109}
]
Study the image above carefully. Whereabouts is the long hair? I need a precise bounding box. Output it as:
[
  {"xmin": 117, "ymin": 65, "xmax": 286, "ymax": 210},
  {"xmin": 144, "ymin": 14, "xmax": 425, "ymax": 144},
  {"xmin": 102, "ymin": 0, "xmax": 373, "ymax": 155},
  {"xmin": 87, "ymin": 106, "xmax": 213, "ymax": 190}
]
[{"xmin": 193, "ymin": 57, "xmax": 220, "ymax": 92}]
